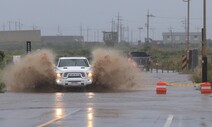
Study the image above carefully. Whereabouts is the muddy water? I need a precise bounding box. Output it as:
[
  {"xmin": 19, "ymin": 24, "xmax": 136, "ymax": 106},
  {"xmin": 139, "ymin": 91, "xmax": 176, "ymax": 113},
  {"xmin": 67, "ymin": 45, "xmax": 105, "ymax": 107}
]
[
  {"xmin": 90, "ymin": 48, "xmax": 143, "ymax": 91},
  {"xmin": 2, "ymin": 50, "xmax": 56, "ymax": 92}
]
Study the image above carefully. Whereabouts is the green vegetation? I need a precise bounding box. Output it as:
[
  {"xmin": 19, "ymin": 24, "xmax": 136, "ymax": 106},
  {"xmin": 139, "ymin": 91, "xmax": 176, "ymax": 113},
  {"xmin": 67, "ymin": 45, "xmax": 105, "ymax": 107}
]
[
  {"xmin": 127, "ymin": 43, "xmax": 212, "ymax": 83},
  {"xmin": 0, "ymin": 82, "xmax": 5, "ymax": 93},
  {"xmin": 128, "ymin": 43, "xmax": 185, "ymax": 71},
  {"xmin": 192, "ymin": 62, "xmax": 212, "ymax": 83},
  {"xmin": 192, "ymin": 49, "xmax": 212, "ymax": 83},
  {"xmin": 0, "ymin": 51, "xmax": 5, "ymax": 93}
]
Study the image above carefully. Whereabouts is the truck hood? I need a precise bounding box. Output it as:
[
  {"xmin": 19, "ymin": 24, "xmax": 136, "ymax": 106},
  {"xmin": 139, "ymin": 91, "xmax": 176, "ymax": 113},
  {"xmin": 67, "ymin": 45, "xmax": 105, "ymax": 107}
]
[{"xmin": 56, "ymin": 66, "xmax": 91, "ymax": 72}]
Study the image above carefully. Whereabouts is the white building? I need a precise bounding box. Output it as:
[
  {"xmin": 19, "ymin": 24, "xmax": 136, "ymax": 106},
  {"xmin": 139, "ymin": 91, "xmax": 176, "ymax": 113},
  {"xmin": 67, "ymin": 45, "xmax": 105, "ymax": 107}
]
[{"xmin": 162, "ymin": 32, "xmax": 201, "ymax": 44}]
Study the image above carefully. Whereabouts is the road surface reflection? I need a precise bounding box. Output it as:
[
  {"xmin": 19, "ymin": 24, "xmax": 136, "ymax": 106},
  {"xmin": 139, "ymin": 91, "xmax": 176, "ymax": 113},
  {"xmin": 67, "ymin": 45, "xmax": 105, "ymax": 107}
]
[
  {"xmin": 55, "ymin": 93, "xmax": 65, "ymax": 119},
  {"xmin": 86, "ymin": 92, "xmax": 95, "ymax": 127}
]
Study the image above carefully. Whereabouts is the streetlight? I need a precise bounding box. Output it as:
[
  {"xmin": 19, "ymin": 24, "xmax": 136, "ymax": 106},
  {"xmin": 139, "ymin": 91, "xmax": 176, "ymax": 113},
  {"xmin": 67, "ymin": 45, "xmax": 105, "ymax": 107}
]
[
  {"xmin": 146, "ymin": 10, "xmax": 155, "ymax": 43},
  {"xmin": 202, "ymin": 0, "xmax": 207, "ymax": 82},
  {"xmin": 183, "ymin": 0, "xmax": 190, "ymax": 68}
]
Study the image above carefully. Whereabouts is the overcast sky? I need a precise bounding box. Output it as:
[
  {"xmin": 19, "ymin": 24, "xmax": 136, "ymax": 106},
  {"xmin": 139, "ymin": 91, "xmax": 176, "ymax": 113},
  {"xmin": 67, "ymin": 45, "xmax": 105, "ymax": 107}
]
[{"xmin": 0, "ymin": 0, "xmax": 212, "ymax": 41}]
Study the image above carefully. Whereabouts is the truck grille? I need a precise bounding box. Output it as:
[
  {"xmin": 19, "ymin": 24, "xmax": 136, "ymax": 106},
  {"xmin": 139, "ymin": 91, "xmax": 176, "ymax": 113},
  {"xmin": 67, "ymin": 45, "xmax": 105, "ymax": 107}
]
[{"xmin": 63, "ymin": 72, "xmax": 85, "ymax": 78}]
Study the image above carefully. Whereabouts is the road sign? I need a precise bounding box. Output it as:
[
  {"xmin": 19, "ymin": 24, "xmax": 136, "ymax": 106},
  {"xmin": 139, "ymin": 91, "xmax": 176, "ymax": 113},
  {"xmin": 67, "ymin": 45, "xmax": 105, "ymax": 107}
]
[{"xmin": 26, "ymin": 41, "xmax": 31, "ymax": 53}]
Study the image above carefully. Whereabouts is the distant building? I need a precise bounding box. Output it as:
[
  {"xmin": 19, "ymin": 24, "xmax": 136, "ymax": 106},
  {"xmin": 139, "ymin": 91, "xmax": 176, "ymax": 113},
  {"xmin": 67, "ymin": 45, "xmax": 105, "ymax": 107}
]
[
  {"xmin": 162, "ymin": 32, "xmax": 202, "ymax": 44},
  {"xmin": 103, "ymin": 32, "xmax": 118, "ymax": 46},
  {"xmin": 41, "ymin": 36, "xmax": 84, "ymax": 43},
  {"xmin": 0, "ymin": 30, "xmax": 85, "ymax": 50},
  {"xmin": 0, "ymin": 30, "xmax": 41, "ymax": 42},
  {"xmin": 0, "ymin": 30, "xmax": 84, "ymax": 43}
]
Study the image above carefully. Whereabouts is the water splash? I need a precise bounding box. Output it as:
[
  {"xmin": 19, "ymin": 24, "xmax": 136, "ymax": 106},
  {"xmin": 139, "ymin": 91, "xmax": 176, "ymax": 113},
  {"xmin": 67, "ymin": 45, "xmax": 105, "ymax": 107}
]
[
  {"xmin": 90, "ymin": 48, "xmax": 142, "ymax": 91},
  {"xmin": 3, "ymin": 49, "xmax": 56, "ymax": 92}
]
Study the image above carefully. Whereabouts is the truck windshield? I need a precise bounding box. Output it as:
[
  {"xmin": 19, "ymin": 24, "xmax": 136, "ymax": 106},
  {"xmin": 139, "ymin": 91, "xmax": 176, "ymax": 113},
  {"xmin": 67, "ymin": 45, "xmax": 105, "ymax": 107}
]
[{"xmin": 58, "ymin": 59, "xmax": 89, "ymax": 67}]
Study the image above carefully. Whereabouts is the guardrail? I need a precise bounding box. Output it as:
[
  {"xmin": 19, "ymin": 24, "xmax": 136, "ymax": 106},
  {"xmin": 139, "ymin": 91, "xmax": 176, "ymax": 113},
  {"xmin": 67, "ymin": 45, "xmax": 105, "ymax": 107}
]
[{"xmin": 148, "ymin": 62, "xmax": 181, "ymax": 73}]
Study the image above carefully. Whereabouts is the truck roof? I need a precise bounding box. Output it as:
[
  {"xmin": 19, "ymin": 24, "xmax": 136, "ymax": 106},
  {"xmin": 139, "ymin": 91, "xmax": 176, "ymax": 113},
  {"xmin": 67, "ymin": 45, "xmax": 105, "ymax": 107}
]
[
  {"xmin": 59, "ymin": 57, "xmax": 87, "ymax": 60},
  {"xmin": 129, "ymin": 51, "xmax": 149, "ymax": 57}
]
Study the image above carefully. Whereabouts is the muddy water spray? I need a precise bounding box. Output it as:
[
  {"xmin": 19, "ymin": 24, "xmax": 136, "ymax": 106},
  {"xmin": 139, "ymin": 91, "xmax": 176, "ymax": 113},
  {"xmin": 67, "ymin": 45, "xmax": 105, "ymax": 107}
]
[
  {"xmin": 91, "ymin": 48, "xmax": 142, "ymax": 91},
  {"xmin": 3, "ymin": 50, "xmax": 56, "ymax": 92}
]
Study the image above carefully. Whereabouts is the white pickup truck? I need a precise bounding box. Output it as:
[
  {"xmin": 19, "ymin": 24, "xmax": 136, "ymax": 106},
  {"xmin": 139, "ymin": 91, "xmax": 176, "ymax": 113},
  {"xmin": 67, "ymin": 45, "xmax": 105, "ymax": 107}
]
[{"xmin": 55, "ymin": 57, "xmax": 93, "ymax": 87}]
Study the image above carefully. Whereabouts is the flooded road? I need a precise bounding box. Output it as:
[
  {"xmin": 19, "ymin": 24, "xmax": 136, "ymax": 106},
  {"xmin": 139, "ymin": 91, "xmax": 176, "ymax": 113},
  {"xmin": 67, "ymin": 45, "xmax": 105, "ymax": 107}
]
[{"xmin": 0, "ymin": 71, "xmax": 212, "ymax": 127}]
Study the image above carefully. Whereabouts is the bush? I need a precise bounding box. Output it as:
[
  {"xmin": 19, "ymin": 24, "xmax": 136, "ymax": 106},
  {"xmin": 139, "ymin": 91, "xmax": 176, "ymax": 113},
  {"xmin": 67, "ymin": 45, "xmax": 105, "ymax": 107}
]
[
  {"xmin": 192, "ymin": 59, "xmax": 212, "ymax": 83},
  {"xmin": 0, "ymin": 82, "xmax": 5, "ymax": 93}
]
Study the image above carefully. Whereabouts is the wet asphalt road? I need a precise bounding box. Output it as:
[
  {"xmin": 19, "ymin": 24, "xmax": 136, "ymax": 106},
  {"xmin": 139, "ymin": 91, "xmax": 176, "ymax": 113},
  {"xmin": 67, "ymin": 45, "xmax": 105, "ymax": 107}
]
[{"xmin": 0, "ymin": 71, "xmax": 212, "ymax": 127}]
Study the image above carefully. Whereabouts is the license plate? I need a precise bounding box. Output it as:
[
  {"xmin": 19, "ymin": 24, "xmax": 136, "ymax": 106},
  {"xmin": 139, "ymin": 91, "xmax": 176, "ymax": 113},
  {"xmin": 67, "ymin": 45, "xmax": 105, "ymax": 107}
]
[{"xmin": 68, "ymin": 73, "xmax": 80, "ymax": 76}]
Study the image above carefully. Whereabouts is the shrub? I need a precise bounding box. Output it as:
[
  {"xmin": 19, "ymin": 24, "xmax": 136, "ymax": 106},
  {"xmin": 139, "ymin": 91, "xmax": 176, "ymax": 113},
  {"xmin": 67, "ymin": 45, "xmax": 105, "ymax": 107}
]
[
  {"xmin": 0, "ymin": 82, "xmax": 5, "ymax": 93},
  {"xmin": 192, "ymin": 60, "xmax": 212, "ymax": 83}
]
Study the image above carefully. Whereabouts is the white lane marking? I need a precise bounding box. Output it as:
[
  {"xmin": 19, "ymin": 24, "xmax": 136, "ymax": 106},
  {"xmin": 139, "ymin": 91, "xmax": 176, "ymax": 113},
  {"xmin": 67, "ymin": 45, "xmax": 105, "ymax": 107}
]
[
  {"xmin": 164, "ymin": 115, "xmax": 174, "ymax": 127},
  {"xmin": 36, "ymin": 109, "xmax": 80, "ymax": 127}
]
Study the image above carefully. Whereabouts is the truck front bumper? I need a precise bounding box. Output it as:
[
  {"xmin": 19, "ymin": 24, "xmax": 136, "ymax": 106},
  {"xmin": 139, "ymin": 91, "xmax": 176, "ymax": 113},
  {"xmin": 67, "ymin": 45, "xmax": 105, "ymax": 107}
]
[{"xmin": 56, "ymin": 78, "xmax": 92, "ymax": 87}]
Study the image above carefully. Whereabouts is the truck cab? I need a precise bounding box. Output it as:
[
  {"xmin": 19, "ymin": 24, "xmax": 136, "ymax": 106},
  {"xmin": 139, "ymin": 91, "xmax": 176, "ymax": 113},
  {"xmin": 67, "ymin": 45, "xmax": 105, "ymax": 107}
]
[
  {"xmin": 55, "ymin": 57, "xmax": 93, "ymax": 87},
  {"xmin": 128, "ymin": 51, "xmax": 150, "ymax": 70}
]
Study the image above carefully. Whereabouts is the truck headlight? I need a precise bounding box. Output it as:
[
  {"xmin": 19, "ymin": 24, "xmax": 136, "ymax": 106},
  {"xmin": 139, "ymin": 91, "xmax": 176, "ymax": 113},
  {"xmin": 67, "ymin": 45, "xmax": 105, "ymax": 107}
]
[
  {"xmin": 56, "ymin": 79, "xmax": 61, "ymax": 84},
  {"xmin": 56, "ymin": 73, "xmax": 62, "ymax": 78},
  {"xmin": 87, "ymin": 72, "xmax": 93, "ymax": 78}
]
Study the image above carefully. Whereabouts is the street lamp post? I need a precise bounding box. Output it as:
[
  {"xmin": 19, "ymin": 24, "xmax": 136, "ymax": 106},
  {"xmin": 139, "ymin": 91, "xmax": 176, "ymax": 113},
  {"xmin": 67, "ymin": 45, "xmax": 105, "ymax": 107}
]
[
  {"xmin": 183, "ymin": 0, "xmax": 190, "ymax": 68},
  {"xmin": 202, "ymin": 0, "xmax": 207, "ymax": 82}
]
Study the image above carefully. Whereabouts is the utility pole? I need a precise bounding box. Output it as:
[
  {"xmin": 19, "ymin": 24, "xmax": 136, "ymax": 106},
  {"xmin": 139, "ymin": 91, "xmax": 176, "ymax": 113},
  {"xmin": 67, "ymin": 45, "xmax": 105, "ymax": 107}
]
[
  {"xmin": 187, "ymin": 0, "xmax": 190, "ymax": 53},
  {"xmin": 87, "ymin": 27, "xmax": 90, "ymax": 42},
  {"xmin": 202, "ymin": 0, "xmax": 207, "ymax": 82},
  {"xmin": 111, "ymin": 18, "xmax": 115, "ymax": 32},
  {"xmin": 57, "ymin": 25, "xmax": 62, "ymax": 36},
  {"xmin": 113, "ymin": 20, "xmax": 116, "ymax": 32},
  {"xmin": 32, "ymin": 25, "xmax": 36, "ymax": 30},
  {"xmin": 117, "ymin": 12, "xmax": 122, "ymax": 43},
  {"xmin": 79, "ymin": 24, "xmax": 84, "ymax": 43},
  {"xmin": 131, "ymin": 30, "xmax": 133, "ymax": 45},
  {"xmin": 15, "ymin": 21, "xmax": 18, "ymax": 31},
  {"xmin": 146, "ymin": 10, "xmax": 155, "ymax": 43},
  {"xmin": 127, "ymin": 26, "xmax": 130, "ymax": 43},
  {"xmin": 138, "ymin": 27, "xmax": 143, "ymax": 41},
  {"xmin": 183, "ymin": 17, "xmax": 187, "ymax": 46},
  {"xmin": 94, "ymin": 31, "xmax": 96, "ymax": 42},
  {"xmin": 147, "ymin": 11, "xmax": 149, "ymax": 43},
  {"xmin": 151, "ymin": 28, "xmax": 156, "ymax": 40},
  {"xmin": 2, "ymin": 24, "xmax": 5, "ymax": 31},
  {"xmin": 121, "ymin": 26, "xmax": 128, "ymax": 42},
  {"xmin": 169, "ymin": 26, "xmax": 173, "ymax": 43},
  {"xmin": 183, "ymin": 0, "xmax": 190, "ymax": 69},
  {"xmin": 18, "ymin": 21, "xmax": 22, "ymax": 30},
  {"xmin": 8, "ymin": 21, "xmax": 13, "ymax": 31},
  {"xmin": 120, "ymin": 24, "xmax": 123, "ymax": 42},
  {"xmin": 97, "ymin": 30, "xmax": 99, "ymax": 42},
  {"xmin": 80, "ymin": 24, "xmax": 83, "ymax": 36}
]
